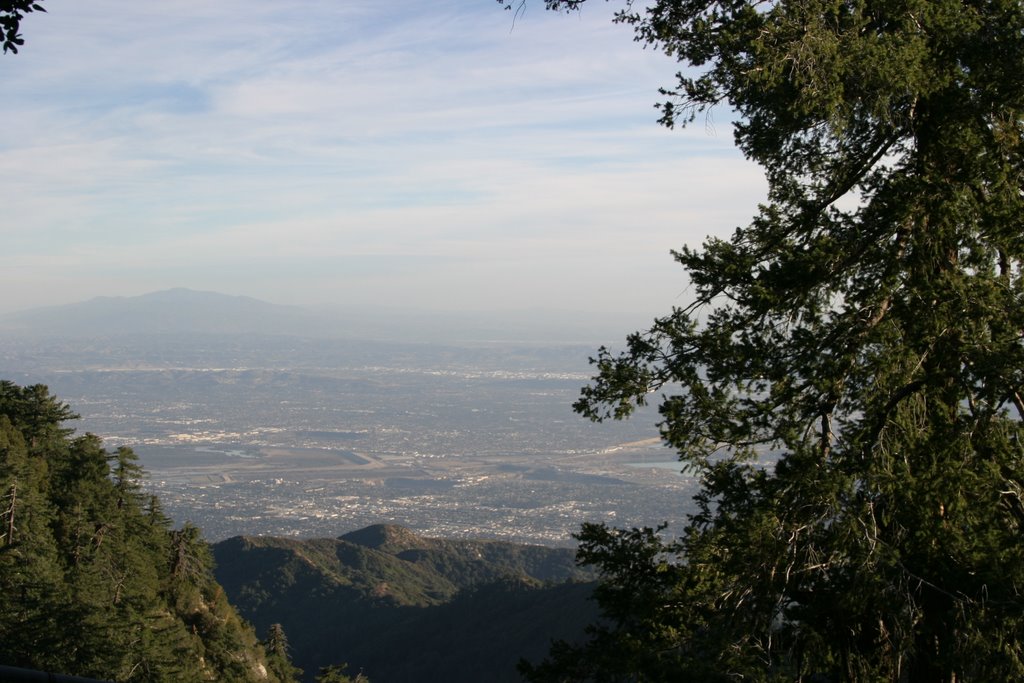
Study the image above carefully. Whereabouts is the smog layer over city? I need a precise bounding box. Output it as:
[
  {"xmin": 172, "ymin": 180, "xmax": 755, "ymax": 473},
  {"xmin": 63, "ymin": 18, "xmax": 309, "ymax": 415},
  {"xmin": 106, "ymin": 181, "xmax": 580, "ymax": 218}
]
[{"xmin": 1, "ymin": 290, "xmax": 696, "ymax": 546}]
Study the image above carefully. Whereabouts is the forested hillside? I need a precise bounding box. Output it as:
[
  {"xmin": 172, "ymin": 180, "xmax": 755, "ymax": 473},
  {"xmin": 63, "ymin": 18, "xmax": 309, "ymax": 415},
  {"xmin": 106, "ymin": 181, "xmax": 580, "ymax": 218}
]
[
  {"xmin": 0, "ymin": 381, "xmax": 288, "ymax": 682},
  {"xmin": 214, "ymin": 526, "xmax": 599, "ymax": 683}
]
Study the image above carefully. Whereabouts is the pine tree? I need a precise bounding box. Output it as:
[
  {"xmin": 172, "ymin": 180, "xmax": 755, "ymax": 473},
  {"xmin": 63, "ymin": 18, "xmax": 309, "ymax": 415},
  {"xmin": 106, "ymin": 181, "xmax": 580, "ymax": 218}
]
[
  {"xmin": 512, "ymin": 0, "xmax": 1024, "ymax": 680},
  {"xmin": 0, "ymin": 383, "xmax": 279, "ymax": 681},
  {"xmin": 264, "ymin": 623, "xmax": 303, "ymax": 683},
  {"xmin": 0, "ymin": 415, "xmax": 67, "ymax": 669}
]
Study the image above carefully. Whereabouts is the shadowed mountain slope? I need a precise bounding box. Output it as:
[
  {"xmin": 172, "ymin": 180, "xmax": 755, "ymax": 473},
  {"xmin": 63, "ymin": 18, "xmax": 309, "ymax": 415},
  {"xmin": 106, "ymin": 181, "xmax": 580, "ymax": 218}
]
[{"xmin": 213, "ymin": 526, "xmax": 599, "ymax": 683}]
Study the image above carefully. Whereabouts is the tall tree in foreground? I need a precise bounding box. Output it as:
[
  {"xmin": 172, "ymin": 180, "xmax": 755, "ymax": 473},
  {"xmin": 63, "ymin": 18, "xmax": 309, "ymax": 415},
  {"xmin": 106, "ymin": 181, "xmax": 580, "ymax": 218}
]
[{"xmin": 508, "ymin": 0, "xmax": 1024, "ymax": 680}]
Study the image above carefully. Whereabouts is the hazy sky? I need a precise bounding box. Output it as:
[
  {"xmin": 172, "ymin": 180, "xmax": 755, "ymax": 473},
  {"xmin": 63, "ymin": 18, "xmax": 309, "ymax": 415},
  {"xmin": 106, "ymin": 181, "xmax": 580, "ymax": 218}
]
[{"xmin": 1, "ymin": 1, "xmax": 765, "ymax": 319}]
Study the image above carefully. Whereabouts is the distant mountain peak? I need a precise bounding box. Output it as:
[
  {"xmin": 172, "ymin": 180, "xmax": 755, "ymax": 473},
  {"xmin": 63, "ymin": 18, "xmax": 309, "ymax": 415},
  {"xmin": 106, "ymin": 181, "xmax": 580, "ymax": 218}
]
[
  {"xmin": 141, "ymin": 287, "xmax": 214, "ymax": 298},
  {"xmin": 138, "ymin": 287, "xmax": 260, "ymax": 302},
  {"xmin": 0, "ymin": 287, "xmax": 318, "ymax": 337}
]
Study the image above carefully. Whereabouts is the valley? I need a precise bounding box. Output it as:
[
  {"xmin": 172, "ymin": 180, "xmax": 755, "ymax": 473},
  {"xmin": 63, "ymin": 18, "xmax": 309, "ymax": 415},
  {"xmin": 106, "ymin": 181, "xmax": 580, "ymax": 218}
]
[{"xmin": 1, "ymin": 331, "xmax": 697, "ymax": 545}]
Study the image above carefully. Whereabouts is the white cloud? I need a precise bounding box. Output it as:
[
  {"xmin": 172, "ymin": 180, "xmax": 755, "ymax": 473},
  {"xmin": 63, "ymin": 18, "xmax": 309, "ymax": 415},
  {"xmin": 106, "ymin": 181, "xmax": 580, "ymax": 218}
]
[{"xmin": 0, "ymin": 0, "xmax": 765, "ymax": 318}]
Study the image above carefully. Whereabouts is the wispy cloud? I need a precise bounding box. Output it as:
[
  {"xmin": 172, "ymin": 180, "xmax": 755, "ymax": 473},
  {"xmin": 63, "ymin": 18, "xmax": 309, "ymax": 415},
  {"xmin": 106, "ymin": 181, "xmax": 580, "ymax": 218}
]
[{"xmin": 1, "ymin": 0, "xmax": 764, "ymax": 318}]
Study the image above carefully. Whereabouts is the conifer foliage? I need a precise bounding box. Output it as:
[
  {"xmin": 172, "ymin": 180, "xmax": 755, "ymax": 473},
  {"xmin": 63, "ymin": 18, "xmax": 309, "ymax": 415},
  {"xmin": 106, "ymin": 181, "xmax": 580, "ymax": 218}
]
[
  {"xmin": 0, "ymin": 380, "xmax": 297, "ymax": 682},
  {"xmin": 511, "ymin": 1, "xmax": 1024, "ymax": 680}
]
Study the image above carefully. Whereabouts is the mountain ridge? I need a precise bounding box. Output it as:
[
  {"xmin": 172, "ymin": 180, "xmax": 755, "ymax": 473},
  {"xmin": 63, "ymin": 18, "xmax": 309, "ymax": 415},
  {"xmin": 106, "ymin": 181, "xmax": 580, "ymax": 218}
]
[
  {"xmin": 0, "ymin": 287, "xmax": 321, "ymax": 337},
  {"xmin": 213, "ymin": 525, "xmax": 598, "ymax": 682},
  {"xmin": 0, "ymin": 287, "xmax": 649, "ymax": 345}
]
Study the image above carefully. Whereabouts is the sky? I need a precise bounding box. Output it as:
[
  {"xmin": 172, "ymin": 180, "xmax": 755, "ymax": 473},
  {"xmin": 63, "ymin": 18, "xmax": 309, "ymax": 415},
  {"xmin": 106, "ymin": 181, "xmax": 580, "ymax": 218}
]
[{"xmin": 1, "ymin": 0, "xmax": 766, "ymax": 322}]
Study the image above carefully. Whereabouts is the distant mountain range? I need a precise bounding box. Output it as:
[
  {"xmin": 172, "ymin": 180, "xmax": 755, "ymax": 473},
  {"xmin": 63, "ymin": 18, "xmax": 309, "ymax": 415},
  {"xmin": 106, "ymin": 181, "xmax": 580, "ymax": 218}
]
[
  {"xmin": 0, "ymin": 288, "xmax": 325, "ymax": 337},
  {"xmin": 213, "ymin": 524, "xmax": 599, "ymax": 683},
  {"xmin": 0, "ymin": 288, "xmax": 650, "ymax": 344}
]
